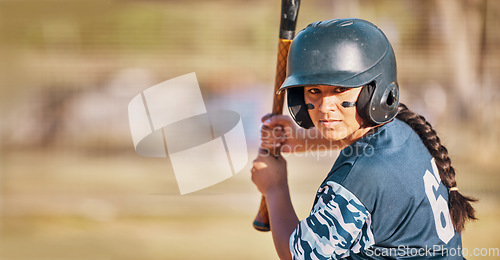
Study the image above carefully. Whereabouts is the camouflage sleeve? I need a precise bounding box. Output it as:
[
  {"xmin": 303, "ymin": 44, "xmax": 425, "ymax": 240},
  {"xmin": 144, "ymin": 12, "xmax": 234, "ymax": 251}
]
[{"xmin": 289, "ymin": 181, "xmax": 375, "ymax": 260}]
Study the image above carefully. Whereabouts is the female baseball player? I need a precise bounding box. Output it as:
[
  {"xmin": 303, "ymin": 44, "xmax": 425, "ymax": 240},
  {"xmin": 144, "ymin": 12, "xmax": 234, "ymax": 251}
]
[{"xmin": 251, "ymin": 18, "xmax": 476, "ymax": 259}]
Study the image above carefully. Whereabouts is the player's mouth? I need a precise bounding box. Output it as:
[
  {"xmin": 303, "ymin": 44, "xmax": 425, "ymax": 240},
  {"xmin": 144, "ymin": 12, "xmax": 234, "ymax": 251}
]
[{"xmin": 319, "ymin": 119, "xmax": 341, "ymax": 128}]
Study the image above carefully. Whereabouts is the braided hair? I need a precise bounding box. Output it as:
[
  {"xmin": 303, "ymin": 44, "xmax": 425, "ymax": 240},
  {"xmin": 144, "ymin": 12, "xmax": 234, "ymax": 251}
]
[{"xmin": 396, "ymin": 103, "xmax": 477, "ymax": 232}]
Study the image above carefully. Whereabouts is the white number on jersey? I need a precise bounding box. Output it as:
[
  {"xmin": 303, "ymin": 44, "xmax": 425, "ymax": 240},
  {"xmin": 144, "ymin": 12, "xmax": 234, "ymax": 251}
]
[{"xmin": 423, "ymin": 158, "xmax": 455, "ymax": 244}]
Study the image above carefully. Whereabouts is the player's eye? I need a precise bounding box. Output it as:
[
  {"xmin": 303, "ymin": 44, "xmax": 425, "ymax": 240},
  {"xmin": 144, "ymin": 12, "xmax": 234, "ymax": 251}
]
[
  {"xmin": 334, "ymin": 87, "xmax": 349, "ymax": 93},
  {"xmin": 307, "ymin": 88, "xmax": 321, "ymax": 94}
]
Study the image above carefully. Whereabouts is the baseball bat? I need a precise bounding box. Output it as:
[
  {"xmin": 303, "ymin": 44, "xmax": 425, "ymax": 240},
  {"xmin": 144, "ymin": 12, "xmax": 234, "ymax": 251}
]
[{"xmin": 253, "ymin": 0, "xmax": 301, "ymax": 232}]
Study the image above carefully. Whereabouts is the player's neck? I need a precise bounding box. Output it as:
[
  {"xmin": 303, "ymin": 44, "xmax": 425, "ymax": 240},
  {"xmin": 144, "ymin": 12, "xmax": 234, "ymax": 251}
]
[{"xmin": 338, "ymin": 125, "xmax": 377, "ymax": 150}]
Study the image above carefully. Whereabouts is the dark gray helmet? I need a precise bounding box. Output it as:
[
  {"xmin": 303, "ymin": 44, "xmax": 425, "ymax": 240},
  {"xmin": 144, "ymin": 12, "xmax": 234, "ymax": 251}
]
[{"xmin": 279, "ymin": 18, "xmax": 399, "ymax": 128}]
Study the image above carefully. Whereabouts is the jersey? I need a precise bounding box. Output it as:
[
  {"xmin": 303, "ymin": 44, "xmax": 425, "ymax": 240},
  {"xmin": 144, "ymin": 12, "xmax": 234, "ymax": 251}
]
[{"xmin": 289, "ymin": 118, "xmax": 462, "ymax": 259}]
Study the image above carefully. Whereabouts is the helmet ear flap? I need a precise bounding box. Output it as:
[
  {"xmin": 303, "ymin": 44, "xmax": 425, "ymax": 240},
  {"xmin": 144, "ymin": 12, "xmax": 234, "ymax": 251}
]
[
  {"xmin": 381, "ymin": 82, "xmax": 399, "ymax": 111},
  {"xmin": 356, "ymin": 82, "xmax": 399, "ymax": 125},
  {"xmin": 356, "ymin": 83, "xmax": 376, "ymax": 125},
  {"xmin": 287, "ymin": 87, "xmax": 315, "ymax": 129}
]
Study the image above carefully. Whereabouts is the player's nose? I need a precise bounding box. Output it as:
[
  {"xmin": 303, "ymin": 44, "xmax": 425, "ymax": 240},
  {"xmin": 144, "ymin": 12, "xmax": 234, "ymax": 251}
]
[{"xmin": 318, "ymin": 95, "xmax": 341, "ymax": 114}]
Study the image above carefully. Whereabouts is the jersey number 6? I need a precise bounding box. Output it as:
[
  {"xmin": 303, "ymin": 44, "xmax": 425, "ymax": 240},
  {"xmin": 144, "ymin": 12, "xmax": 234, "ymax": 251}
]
[{"xmin": 423, "ymin": 158, "xmax": 455, "ymax": 244}]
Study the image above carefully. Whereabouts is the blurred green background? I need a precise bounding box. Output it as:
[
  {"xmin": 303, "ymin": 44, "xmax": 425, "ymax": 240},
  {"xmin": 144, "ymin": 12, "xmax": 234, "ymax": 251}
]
[{"xmin": 1, "ymin": 0, "xmax": 499, "ymax": 259}]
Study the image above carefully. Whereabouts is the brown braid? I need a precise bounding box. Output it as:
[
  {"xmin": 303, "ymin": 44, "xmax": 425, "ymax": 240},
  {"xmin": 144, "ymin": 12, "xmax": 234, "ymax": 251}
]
[{"xmin": 396, "ymin": 103, "xmax": 477, "ymax": 232}]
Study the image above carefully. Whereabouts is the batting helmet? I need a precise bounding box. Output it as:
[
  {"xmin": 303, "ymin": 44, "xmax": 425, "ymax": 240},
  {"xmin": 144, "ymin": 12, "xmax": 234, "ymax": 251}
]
[{"xmin": 279, "ymin": 18, "xmax": 399, "ymax": 128}]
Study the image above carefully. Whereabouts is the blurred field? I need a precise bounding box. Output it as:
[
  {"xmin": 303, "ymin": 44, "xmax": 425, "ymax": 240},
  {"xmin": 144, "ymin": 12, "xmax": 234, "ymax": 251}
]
[
  {"xmin": 1, "ymin": 145, "xmax": 499, "ymax": 259},
  {"xmin": 0, "ymin": 148, "xmax": 334, "ymax": 259},
  {"xmin": 1, "ymin": 0, "xmax": 500, "ymax": 259}
]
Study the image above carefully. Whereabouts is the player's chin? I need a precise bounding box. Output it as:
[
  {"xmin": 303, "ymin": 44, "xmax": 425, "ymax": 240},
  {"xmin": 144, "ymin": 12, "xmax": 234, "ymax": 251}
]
[
  {"xmin": 318, "ymin": 125, "xmax": 351, "ymax": 142},
  {"xmin": 318, "ymin": 128, "xmax": 339, "ymax": 141},
  {"xmin": 259, "ymin": 142, "xmax": 281, "ymax": 150}
]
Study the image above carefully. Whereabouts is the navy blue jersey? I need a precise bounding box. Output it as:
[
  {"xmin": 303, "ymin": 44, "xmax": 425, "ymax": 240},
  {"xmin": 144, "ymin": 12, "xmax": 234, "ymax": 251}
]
[{"xmin": 290, "ymin": 119, "xmax": 462, "ymax": 259}]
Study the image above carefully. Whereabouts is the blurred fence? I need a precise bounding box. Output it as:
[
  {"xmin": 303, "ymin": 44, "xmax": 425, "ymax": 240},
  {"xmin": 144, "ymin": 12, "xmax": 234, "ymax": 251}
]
[
  {"xmin": 0, "ymin": 0, "xmax": 498, "ymax": 230},
  {"xmin": 0, "ymin": 0, "xmax": 499, "ymax": 151}
]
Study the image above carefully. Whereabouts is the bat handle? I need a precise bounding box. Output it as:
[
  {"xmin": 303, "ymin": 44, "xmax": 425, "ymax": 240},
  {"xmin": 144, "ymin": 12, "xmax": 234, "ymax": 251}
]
[
  {"xmin": 252, "ymin": 39, "xmax": 291, "ymax": 232},
  {"xmin": 253, "ymin": 147, "xmax": 281, "ymax": 232},
  {"xmin": 253, "ymin": 196, "xmax": 271, "ymax": 231}
]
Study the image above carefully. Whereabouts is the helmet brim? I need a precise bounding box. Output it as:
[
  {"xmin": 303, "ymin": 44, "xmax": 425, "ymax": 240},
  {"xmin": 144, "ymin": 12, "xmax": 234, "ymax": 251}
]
[{"xmin": 277, "ymin": 72, "xmax": 379, "ymax": 94}]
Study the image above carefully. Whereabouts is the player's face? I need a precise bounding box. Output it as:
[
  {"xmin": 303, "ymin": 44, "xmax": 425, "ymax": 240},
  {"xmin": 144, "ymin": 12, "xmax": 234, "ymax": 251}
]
[{"xmin": 304, "ymin": 85, "xmax": 369, "ymax": 146}]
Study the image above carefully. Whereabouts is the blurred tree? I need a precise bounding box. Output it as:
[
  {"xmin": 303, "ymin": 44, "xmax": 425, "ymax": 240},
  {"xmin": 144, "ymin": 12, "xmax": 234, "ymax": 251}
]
[{"xmin": 435, "ymin": 0, "xmax": 488, "ymax": 120}]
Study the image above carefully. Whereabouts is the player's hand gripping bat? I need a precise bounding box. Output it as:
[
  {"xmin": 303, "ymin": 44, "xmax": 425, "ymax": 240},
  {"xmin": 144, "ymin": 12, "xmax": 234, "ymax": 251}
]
[{"xmin": 253, "ymin": 0, "xmax": 301, "ymax": 232}]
